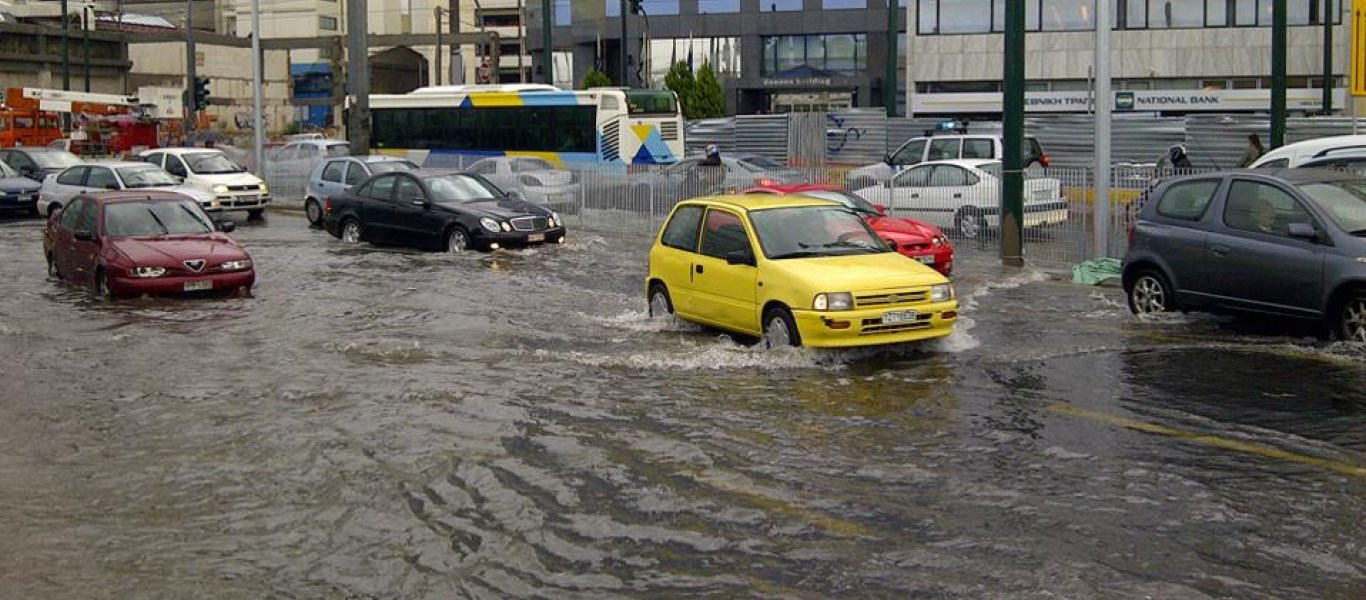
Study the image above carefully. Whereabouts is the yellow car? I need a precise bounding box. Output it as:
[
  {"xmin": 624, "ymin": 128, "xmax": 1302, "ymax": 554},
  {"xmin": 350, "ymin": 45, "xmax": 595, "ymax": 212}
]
[{"xmin": 646, "ymin": 194, "xmax": 958, "ymax": 348}]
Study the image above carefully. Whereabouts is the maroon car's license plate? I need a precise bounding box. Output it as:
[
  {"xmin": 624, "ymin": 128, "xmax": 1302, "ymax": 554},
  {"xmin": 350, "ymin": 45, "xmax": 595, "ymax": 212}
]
[
  {"xmin": 183, "ymin": 280, "xmax": 213, "ymax": 292},
  {"xmin": 527, "ymin": 233, "xmax": 545, "ymax": 242}
]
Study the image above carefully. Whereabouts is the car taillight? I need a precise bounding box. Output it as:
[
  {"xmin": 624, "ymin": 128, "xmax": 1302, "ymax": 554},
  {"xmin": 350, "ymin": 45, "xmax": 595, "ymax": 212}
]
[
  {"xmin": 324, "ymin": 197, "xmax": 333, "ymax": 215},
  {"xmin": 1040, "ymin": 155, "xmax": 1051, "ymax": 168},
  {"xmin": 756, "ymin": 178, "xmax": 777, "ymax": 187}
]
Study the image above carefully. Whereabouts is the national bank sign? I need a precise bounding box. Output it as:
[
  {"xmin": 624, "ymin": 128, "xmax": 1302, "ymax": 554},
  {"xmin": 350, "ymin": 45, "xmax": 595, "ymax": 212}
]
[{"xmin": 914, "ymin": 88, "xmax": 1342, "ymax": 114}]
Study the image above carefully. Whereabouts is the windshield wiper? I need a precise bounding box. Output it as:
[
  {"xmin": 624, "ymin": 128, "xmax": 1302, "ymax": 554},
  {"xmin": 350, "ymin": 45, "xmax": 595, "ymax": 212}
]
[
  {"xmin": 803, "ymin": 240, "xmax": 885, "ymax": 252},
  {"xmin": 145, "ymin": 207, "xmax": 170, "ymax": 236},
  {"xmin": 1349, "ymin": 228, "xmax": 1366, "ymax": 236},
  {"xmin": 769, "ymin": 250, "xmax": 825, "ymax": 259}
]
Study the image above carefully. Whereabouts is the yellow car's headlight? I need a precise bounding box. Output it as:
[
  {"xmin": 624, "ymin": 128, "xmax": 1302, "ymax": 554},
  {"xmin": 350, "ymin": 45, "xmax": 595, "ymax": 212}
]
[
  {"xmin": 931, "ymin": 283, "xmax": 954, "ymax": 302},
  {"xmin": 813, "ymin": 292, "xmax": 853, "ymax": 311}
]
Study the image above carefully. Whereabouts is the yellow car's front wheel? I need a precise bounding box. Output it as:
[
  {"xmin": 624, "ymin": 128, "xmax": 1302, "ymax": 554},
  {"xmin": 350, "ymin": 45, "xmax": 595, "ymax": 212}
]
[
  {"xmin": 648, "ymin": 283, "xmax": 673, "ymax": 317},
  {"xmin": 762, "ymin": 306, "xmax": 801, "ymax": 348}
]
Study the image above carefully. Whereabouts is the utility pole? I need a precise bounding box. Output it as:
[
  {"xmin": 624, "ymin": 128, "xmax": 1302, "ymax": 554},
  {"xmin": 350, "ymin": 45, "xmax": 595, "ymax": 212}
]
[
  {"xmin": 884, "ymin": 0, "xmax": 897, "ymax": 116},
  {"xmin": 905, "ymin": 0, "xmax": 914, "ymax": 118},
  {"xmin": 541, "ymin": 0, "xmax": 552, "ymax": 84},
  {"xmin": 1001, "ymin": 0, "xmax": 1025, "ymax": 267},
  {"xmin": 1272, "ymin": 0, "xmax": 1287, "ymax": 147},
  {"xmin": 82, "ymin": 3, "xmax": 91, "ymax": 92},
  {"xmin": 185, "ymin": 0, "xmax": 196, "ymax": 140},
  {"xmin": 346, "ymin": 0, "xmax": 371, "ymax": 152},
  {"xmin": 251, "ymin": 0, "xmax": 263, "ymax": 177},
  {"xmin": 1094, "ymin": 0, "xmax": 1112, "ymax": 259},
  {"xmin": 619, "ymin": 0, "xmax": 628, "ymax": 86},
  {"xmin": 1324, "ymin": 0, "xmax": 1334, "ymax": 114},
  {"xmin": 435, "ymin": 6, "xmax": 444, "ymax": 86},
  {"xmin": 61, "ymin": 0, "xmax": 70, "ymax": 91}
]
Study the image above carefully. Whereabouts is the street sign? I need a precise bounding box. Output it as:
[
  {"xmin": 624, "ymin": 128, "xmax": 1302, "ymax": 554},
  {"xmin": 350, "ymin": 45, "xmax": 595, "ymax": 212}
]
[{"xmin": 1353, "ymin": 0, "xmax": 1366, "ymax": 96}]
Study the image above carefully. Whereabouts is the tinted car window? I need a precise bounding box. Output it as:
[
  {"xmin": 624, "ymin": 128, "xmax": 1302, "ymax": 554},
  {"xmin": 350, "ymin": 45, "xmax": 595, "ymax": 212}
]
[
  {"xmin": 1257, "ymin": 158, "xmax": 1289, "ymax": 169},
  {"xmin": 929, "ymin": 165, "xmax": 970, "ymax": 187},
  {"xmin": 1297, "ymin": 181, "xmax": 1366, "ymax": 233},
  {"xmin": 60, "ymin": 198, "xmax": 88, "ymax": 229},
  {"xmin": 890, "ymin": 139, "xmax": 926, "ymax": 165},
  {"xmin": 86, "ymin": 168, "xmax": 118, "ymax": 190},
  {"xmin": 298, "ymin": 145, "xmax": 321, "ymax": 159},
  {"xmin": 700, "ymin": 209, "xmax": 750, "ymax": 259},
  {"xmin": 368, "ymin": 175, "xmax": 397, "ymax": 200},
  {"xmin": 369, "ymin": 161, "xmax": 417, "ymax": 175},
  {"xmin": 56, "ymin": 167, "xmax": 87, "ymax": 186},
  {"xmin": 468, "ymin": 160, "xmax": 497, "ymax": 175},
  {"xmin": 394, "ymin": 177, "xmax": 424, "ymax": 203},
  {"xmin": 325, "ymin": 144, "xmax": 351, "ymax": 157},
  {"xmin": 142, "ymin": 153, "xmax": 164, "ymax": 167},
  {"xmin": 1156, "ymin": 179, "xmax": 1220, "ymax": 221},
  {"xmin": 660, "ymin": 204, "xmax": 704, "ymax": 251},
  {"xmin": 962, "ymin": 138, "xmax": 995, "ymax": 159},
  {"xmin": 322, "ymin": 160, "xmax": 346, "ymax": 182},
  {"xmin": 165, "ymin": 156, "xmax": 188, "ymax": 177},
  {"xmin": 1224, "ymin": 180, "xmax": 1314, "ymax": 237},
  {"xmin": 895, "ymin": 165, "xmax": 932, "ymax": 187},
  {"xmin": 345, "ymin": 163, "xmax": 368, "ymax": 185},
  {"xmin": 927, "ymin": 139, "xmax": 962, "ymax": 161},
  {"xmin": 427, "ymin": 174, "xmax": 502, "ymax": 203}
]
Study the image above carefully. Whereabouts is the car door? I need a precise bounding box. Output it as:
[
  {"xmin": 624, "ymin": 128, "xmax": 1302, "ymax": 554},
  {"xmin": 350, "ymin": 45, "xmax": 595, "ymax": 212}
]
[
  {"xmin": 690, "ymin": 207, "xmax": 760, "ymax": 333},
  {"xmin": 85, "ymin": 166, "xmax": 121, "ymax": 192},
  {"xmin": 1205, "ymin": 178, "xmax": 1327, "ymax": 316},
  {"xmin": 51, "ymin": 196, "xmax": 89, "ymax": 279},
  {"xmin": 360, "ymin": 174, "xmax": 400, "ymax": 241},
  {"xmin": 164, "ymin": 154, "xmax": 189, "ymax": 179},
  {"xmin": 887, "ymin": 165, "xmax": 944, "ymax": 226},
  {"xmin": 390, "ymin": 175, "xmax": 433, "ymax": 245},
  {"xmin": 888, "ymin": 138, "xmax": 928, "ymax": 172},
  {"xmin": 926, "ymin": 138, "xmax": 962, "ymax": 162},
  {"xmin": 316, "ymin": 159, "xmax": 347, "ymax": 198},
  {"xmin": 343, "ymin": 161, "xmax": 369, "ymax": 192},
  {"xmin": 59, "ymin": 198, "xmax": 100, "ymax": 286},
  {"xmin": 1144, "ymin": 178, "xmax": 1223, "ymax": 301},
  {"xmin": 654, "ymin": 204, "xmax": 705, "ymax": 317},
  {"xmin": 46, "ymin": 167, "xmax": 90, "ymax": 207},
  {"xmin": 927, "ymin": 165, "xmax": 979, "ymax": 216}
]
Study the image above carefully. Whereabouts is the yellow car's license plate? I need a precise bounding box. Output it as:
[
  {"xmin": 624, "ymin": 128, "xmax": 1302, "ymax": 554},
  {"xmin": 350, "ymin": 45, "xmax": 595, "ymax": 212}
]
[
  {"xmin": 916, "ymin": 255, "xmax": 935, "ymax": 264},
  {"xmin": 882, "ymin": 310, "xmax": 918, "ymax": 324},
  {"xmin": 183, "ymin": 280, "xmax": 213, "ymax": 292}
]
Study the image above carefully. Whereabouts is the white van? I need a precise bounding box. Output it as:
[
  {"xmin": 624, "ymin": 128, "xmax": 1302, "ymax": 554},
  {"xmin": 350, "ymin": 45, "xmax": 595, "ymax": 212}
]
[
  {"xmin": 138, "ymin": 147, "xmax": 271, "ymax": 217},
  {"xmin": 1248, "ymin": 135, "xmax": 1366, "ymax": 169},
  {"xmin": 848, "ymin": 134, "xmax": 1049, "ymax": 187}
]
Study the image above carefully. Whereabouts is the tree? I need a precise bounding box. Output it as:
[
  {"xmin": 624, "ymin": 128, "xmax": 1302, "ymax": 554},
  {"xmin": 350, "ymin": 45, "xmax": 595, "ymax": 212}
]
[
  {"xmin": 693, "ymin": 62, "xmax": 726, "ymax": 119},
  {"xmin": 582, "ymin": 68, "xmax": 614, "ymax": 89},
  {"xmin": 663, "ymin": 61, "xmax": 698, "ymax": 119}
]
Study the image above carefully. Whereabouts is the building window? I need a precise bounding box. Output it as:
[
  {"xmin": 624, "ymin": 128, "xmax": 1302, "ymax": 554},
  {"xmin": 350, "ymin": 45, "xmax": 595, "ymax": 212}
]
[
  {"xmin": 761, "ymin": 34, "xmax": 867, "ymax": 76},
  {"xmin": 555, "ymin": 0, "xmax": 571, "ymax": 25},
  {"xmin": 479, "ymin": 12, "xmax": 521, "ymax": 28},
  {"xmin": 698, "ymin": 0, "xmax": 741, "ymax": 13},
  {"xmin": 916, "ymin": 0, "xmax": 1339, "ymax": 34},
  {"xmin": 648, "ymin": 37, "xmax": 741, "ymax": 86},
  {"xmin": 607, "ymin": 0, "xmax": 679, "ymax": 16},
  {"xmin": 761, "ymin": 0, "xmax": 803, "ymax": 11},
  {"xmin": 823, "ymin": 0, "xmax": 868, "ymax": 8},
  {"xmin": 1040, "ymin": 0, "xmax": 1094, "ymax": 30},
  {"xmin": 318, "ymin": 16, "xmax": 337, "ymax": 30}
]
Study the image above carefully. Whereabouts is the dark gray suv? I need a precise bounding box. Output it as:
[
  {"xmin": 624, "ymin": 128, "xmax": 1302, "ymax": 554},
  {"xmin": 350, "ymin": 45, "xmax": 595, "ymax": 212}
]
[{"xmin": 1123, "ymin": 169, "xmax": 1366, "ymax": 341}]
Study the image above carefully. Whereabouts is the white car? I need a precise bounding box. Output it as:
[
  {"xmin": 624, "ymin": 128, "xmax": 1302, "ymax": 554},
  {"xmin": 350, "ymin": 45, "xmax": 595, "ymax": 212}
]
[
  {"xmin": 851, "ymin": 159, "xmax": 1068, "ymax": 239},
  {"xmin": 467, "ymin": 156, "xmax": 580, "ymax": 214},
  {"xmin": 137, "ymin": 148, "xmax": 270, "ymax": 217},
  {"xmin": 268, "ymin": 139, "xmax": 351, "ymax": 180},
  {"xmin": 1248, "ymin": 135, "xmax": 1366, "ymax": 169},
  {"xmin": 38, "ymin": 161, "xmax": 215, "ymax": 217},
  {"xmin": 846, "ymin": 134, "xmax": 1049, "ymax": 188}
]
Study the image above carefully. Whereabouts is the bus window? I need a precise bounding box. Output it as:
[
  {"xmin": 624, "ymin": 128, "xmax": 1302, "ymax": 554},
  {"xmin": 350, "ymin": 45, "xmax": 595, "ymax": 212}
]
[{"xmin": 626, "ymin": 90, "xmax": 678, "ymax": 116}]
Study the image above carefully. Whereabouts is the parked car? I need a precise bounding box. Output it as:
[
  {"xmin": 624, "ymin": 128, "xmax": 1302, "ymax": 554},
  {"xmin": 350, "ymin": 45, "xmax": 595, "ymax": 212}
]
[
  {"xmin": 38, "ymin": 161, "xmax": 215, "ymax": 217},
  {"xmin": 43, "ymin": 190, "xmax": 254, "ymax": 300},
  {"xmin": 304, "ymin": 155, "xmax": 419, "ymax": 225},
  {"xmin": 0, "ymin": 146, "xmax": 82, "ymax": 181},
  {"xmin": 1249, "ymin": 134, "xmax": 1366, "ymax": 169},
  {"xmin": 745, "ymin": 184, "xmax": 956, "ymax": 276},
  {"xmin": 851, "ymin": 159, "xmax": 1068, "ymax": 239},
  {"xmin": 323, "ymin": 169, "xmax": 567, "ymax": 253},
  {"xmin": 646, "ymin": 194, "xmax": 957, "ymax": 348},
  {"xmin": 847, "ymin": 134, "xmax": 1049, "ymax": 187},
  {"xmin": 1123, "ymin": 169, "xmax": 1366, "ymax": 341},
  {"xmin": 268, "ymin": 139, "xmax": 351, "ymax": 179},
  {"xmin": 138, "ymin": 148, "xmax": 270, "ymax": 217},
  {"xmin": 467, "ymin": 156, "xmax": 580, "ymax": 215},
  {"xmin": 634, "ymin": 154, "xmax": 808, "ymax": 208},
  {"xmin": 0, "ymin": 159, "xmax": 41, "ymax": 217}
]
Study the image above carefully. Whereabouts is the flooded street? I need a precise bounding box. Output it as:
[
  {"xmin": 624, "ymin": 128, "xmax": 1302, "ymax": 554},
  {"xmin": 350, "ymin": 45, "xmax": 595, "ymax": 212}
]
[{"xmin": 0, "ymin": 212, "xmax": 1362, "ymax": 599}]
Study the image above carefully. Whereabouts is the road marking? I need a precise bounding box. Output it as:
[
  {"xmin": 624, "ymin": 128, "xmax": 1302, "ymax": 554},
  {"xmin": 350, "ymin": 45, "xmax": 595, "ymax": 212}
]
[{"xmin": 1049, "ymin": 403, "xmax": 1366, "ymax": 478}]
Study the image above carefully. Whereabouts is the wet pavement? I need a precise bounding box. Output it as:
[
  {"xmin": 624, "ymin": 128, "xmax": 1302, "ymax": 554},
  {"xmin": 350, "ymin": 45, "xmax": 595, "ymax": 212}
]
[{"xmin": 0, "ymin": 211, "xmax": 1362, "ymax": 599}]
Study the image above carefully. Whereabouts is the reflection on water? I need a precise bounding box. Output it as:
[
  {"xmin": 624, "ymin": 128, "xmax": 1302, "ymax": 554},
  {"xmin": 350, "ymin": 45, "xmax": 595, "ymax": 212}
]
[{"xmin": 0, "ymin": 215, "xmax": 1361, "ymax": 599}]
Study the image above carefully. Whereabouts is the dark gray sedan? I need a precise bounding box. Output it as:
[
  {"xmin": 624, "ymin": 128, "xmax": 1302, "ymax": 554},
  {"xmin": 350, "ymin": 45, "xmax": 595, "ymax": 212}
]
[{"xmin": 1123, "ymin": 169, "xmax": 1366, "ymax": 341}]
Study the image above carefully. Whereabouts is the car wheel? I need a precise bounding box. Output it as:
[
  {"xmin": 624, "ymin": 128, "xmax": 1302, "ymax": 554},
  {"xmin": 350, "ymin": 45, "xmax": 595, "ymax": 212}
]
[
  {"xmin": 954, "ymin": 207, "xmax": 986, "ymax": 240},
  {"xmin": 1334, "ymin": 292, "xmax": 1366, "ymax": 343},
  {"xmin": 446, "ymin": 226, "xmax": 471, "ymax": 253},
  {"xmin": 247, "ymin": 209, "xmax": 265, "ymax": 220},
  {"xmin": 340, "ymin": 219, "xmax": 363, "ymax": 244},
  {"xmin": 94, "ymin": 269, "xmax": 114, "ymax": 301},
  {"xmin": 762, "ymin": 306, "xmax": 801, "ymax": 349},
  {"xmin": 304, "ymin": 199, "xmax": 322, "ymax": 225},
  {"xmin": 648, "ymin": 283, "xmax": 673, "ymax": 317},
  {"xmin": 1127, "ymin": 270, "xmax": 1174, "ymax": 315}
]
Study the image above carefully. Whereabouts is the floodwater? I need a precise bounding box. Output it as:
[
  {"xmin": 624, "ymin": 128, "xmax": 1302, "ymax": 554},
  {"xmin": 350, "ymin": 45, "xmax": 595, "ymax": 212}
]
[{"xmin": 0, "ymin": 212, "xmax": 1361, "ymax": 599}]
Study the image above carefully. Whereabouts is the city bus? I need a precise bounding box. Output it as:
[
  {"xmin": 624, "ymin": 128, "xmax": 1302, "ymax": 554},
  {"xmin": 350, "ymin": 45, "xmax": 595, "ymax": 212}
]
[{"xmin": 368, "ymin": 84, "xmax": 684, "ymax": 170}]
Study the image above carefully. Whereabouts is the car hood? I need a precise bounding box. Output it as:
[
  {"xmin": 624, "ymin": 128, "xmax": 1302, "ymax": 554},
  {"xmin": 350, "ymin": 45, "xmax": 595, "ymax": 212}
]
[
  {"xmin": 866, "ymin": 215, "xmax": 941, "ymax": 241},
  {"xmin": 445, "ymin": 197, "xmax": 553, "ymax": 218},
  {"xmin": 765, "ymin": 250, "xmax": 946, "ymax": 291},
  {"xmin": 111, "ymin": 235, "xmax": 249, "ymax": 267},
  {"xmin": 0, "ymin": 177, "xmax": 41, "ymax": 193},
  {"xmin": 189, "ymin": 172, "xmax": 264, "ymax": 187}
]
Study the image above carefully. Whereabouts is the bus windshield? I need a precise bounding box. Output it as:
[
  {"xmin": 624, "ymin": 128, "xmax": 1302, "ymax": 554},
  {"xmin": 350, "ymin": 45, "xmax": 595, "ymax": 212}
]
[{"xmin": 626, "ymin": 91, "xmax": 678, "ymax": 115}]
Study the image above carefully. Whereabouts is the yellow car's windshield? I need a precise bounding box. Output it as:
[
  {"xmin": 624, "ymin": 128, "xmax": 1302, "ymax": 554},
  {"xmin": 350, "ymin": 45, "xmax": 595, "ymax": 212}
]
[{"xmin": 749, "ymin": 206, "xmax": 889, "ymax": 259}]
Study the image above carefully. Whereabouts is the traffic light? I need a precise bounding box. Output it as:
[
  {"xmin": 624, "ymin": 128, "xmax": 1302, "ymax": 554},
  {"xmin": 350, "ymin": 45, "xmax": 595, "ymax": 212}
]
[
  {"xmin": 628, "ymin": 0, "xmax": 643, "ymax": 15},
  {"xmin": 193, "ymin": 77, "xmax": 210, "ymax": 111}
]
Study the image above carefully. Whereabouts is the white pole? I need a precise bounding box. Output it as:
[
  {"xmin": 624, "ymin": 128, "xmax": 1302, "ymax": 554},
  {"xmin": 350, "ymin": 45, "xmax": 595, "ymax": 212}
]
[
  {"xmin": 1094, "ymin": 0, "xmax": 1112, "ymax": 258},
  {"xmin": 905, "ymin": 0, "xmax": 914, "ymax": 118},
  {"xmin": 252, "ymin": 0, "xmax": 263, "ymax": 174}
]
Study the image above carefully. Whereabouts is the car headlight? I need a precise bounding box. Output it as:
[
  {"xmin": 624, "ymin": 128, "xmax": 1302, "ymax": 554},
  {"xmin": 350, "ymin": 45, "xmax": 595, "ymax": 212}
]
[
  {"xmin": 219, "ymin": 259, "xmax": 252, "ymax": 271},
  {"xmin": 212, "ymin": 184, "xmax": 229, "ymax": 194},
  {"xmin": 258, "ymin": 183, "xmax": 269, "ymax": 194},
  {"xmin": 500, "ymin": 221, "xmax": 512, "ymax": 232},
  {"xmin": 931, "ymin": 283, "xmax": 954, "ymax": 302},
  {"xmin": 932, "ymin": 236, "xmax": 946, "ymax": 246},
  {"xmin": 130, "ymin": 266, "xmax": 166, "ymax": 278},
  {"xmin": 812, "ymin": 292, "xmax": 853, "ymax": 311},
  {"xmin": 479, "ymin": 217, "xmax": 500, "ymax": 232}
]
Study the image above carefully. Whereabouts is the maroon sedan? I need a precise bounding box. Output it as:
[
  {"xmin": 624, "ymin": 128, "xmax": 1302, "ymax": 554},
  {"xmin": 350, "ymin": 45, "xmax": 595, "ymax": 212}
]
[{"xmin": 44, "ymin": 190, "xmax": 255, "ymax": 299}]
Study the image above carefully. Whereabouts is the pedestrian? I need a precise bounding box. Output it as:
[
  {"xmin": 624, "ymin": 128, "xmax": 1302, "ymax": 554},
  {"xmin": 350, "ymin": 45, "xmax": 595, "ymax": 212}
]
[
  {"xmin": 1237, "ymin": 133, "xmax": 1266, "ymax": 168},
  {"xmin": 1155, "ymin": 144, "xmax": 1192, "ymax": 172}
]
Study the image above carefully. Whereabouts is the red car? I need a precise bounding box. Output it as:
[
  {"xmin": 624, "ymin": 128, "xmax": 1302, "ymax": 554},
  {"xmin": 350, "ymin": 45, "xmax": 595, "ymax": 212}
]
[
  {"xmin": 746, "ymin": 184, "xmax": 955, "ymax": 275},
  {"xmin": 44, "ymin": 190, "xmax": 255, "ymax": 299}
]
